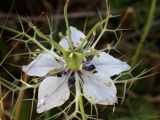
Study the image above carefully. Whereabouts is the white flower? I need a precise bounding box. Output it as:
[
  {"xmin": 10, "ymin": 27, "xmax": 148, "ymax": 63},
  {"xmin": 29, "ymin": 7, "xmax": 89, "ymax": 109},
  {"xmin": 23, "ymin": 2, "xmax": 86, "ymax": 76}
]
[{"xmin": 22, "ymin": 26, "xmax": 130, "ymax": 113}]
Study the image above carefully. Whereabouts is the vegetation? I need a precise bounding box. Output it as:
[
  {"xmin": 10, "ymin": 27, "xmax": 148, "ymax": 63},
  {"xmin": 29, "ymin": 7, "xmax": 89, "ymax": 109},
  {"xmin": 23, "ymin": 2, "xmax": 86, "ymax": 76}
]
[{"xmin": 0, "ymin": 0, "xmax": 160, "ymax": 119}]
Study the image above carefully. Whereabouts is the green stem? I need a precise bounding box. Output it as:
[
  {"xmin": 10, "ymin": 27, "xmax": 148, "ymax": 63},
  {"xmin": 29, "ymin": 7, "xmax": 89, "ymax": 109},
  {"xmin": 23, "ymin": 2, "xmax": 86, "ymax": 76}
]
[
  {"xmin": 64, "ymin": 0, "xmax": 73, "ymax": 50},
  {"xmin": 76, "ymin": 16, "xmax": 110, "ymax": 51},
  {"xmin": 14, "ymin": 75, "xmax": 28, "ymax": 120},
  {"xmin": 14, "ymin": 90, "xmax": 25, "ymax": 120},
  {"xmin": 92, "ymin": 15, "xmax": 110, "ymax": 48},
  {"xmin": 0, "ymin": 84, "xmax": 4, "ymax": 119},
  {"xmin": 131, "ymin": 0, "xmax": 156, "ymax": 66},
  {"xmin": 75, "ymin": 73, "xmax": 86, "ymax": 120},
  {"xmin": 1, "ymin": 26, "xmax": 64, "ymax": 62},
  {"xmin": 79, "ymin": 94, "xmax": 86, "ymax": 120},
  {"xmin": 84, "ymin": 49, "xmax": 97, "ymax": 56},
  {"xmin": 29, "ymin": 23, "xmax": 65, "ymax": 52}
]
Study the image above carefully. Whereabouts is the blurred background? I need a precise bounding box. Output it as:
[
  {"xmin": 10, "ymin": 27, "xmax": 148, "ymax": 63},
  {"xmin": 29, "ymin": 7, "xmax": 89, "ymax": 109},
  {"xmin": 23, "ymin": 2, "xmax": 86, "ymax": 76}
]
[{"xmin": 0, "ymin": 0, "xmax": 160, "ymax": 120}]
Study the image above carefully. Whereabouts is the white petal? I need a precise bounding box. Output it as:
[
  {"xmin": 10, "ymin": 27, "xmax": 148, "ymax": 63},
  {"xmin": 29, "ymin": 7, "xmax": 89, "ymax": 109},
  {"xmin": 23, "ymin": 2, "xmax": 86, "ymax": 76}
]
[
  {"xmin": 70, "ymin": 26, "xmax": 86, "ymax": 46},
  {"xmin": 59, "ymin": 26, "xmax": 86, "ymax": 48},
  {"xmin": 22, "ymin": 53, "xmax": 62, "ymax": 77},
  {"xmin": 59, "ymin": 37, "xmax": 69, "ymax": 49},
  {"xmin": 90, "ymin": 52, "xmax": 130, "ymax": 77},
  {"xmin": 37, "ymin": 76, "xmax": 70, "ymax": 113},
  {"xmin": 81, "ymin": 71, "xmax": 117, "ymax": 105}
]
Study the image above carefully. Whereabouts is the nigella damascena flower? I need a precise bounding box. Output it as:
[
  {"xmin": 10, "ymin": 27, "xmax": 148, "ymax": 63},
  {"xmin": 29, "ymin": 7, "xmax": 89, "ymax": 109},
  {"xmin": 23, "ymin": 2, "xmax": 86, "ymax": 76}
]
[{"xmin": 22, "ymin": 26, "xmax": 130, "ymax": 113}]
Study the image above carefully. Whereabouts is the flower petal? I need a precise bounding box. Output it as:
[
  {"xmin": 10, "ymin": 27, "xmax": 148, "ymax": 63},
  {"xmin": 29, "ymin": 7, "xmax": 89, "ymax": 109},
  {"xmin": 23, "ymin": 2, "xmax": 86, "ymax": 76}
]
[
  {"xmin": 59, "ymin": 26, "xmax": 86, "ymax": 48},
  {"xmin": 22, "ymin": 53, "xmax": 62, "ymax": 77},
  {"xmin": 90, "ymin": 52, "xmax": 130, "ymax": 77},
  {"xmin": 81, "ymin": 71, "xmax": 117, "ymax": 105},
  {"xmin": 37, "ymin": 76, "xmax": 70, "ymax": 113}
]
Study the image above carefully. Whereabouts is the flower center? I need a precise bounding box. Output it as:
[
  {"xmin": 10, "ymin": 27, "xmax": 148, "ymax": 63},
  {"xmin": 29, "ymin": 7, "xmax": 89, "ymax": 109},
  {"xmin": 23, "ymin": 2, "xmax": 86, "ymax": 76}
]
[{"xmin": 63, "ymin": 50, "xmax": 84, "ymax": 70}]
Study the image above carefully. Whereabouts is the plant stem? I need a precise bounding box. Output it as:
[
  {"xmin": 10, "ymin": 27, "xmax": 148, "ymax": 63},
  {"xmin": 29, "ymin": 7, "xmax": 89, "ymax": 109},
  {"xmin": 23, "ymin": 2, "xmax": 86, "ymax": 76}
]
[
  {"xmin": 14, "ymin": 75, "xmax": 29, "ymax": 120},
  {"xmin": 79, "ymin": 94, "xmax": 85, "ymax": 120},
  {"xmin": 131, "ymin": 0, "xmax": 156, "ymax": 66},
  {"xmin": 64, "ymin": 0, "xmax": 73, "ymax": 50},
  {"xmin": 0, "ymin": 84, "xmax": 4, "ymax": 120},
  {"xmin": 75, "ymin": 73, "xmax": 86, "ymax": 120}
]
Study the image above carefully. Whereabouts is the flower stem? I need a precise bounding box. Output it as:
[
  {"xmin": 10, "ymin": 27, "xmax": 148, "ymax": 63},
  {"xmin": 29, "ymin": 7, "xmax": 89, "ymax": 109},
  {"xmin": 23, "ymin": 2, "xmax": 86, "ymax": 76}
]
[
  {"xmin": 131, "ymin": 0, "xmax": 156, "ymax": 66},
  {"xmin": 14, "ymin": 75, "xmax": 29, "ymax": 120},
  {"xmin": 0, "ymin": 84, "xmax": 4, "ymax": 120},
  {"xmin": 79, "ymin": 94, "xmax": 86, "ymax": 120},
  {"xmin": 75, "ymin": 73, "xmax": 86, "ymax": 120},
  {"xmin": 64, "ymin": 0, "xmax": 73, "ymax": 50}
]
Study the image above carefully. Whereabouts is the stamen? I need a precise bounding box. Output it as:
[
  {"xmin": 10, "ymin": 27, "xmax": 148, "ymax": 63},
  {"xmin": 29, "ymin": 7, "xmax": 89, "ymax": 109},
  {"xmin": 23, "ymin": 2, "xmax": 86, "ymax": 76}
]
[
  {"xmin": 68, "ymin": 73, "xmax": 75, "ymax": 85},
  {"xmin": 93, "ymin": 70, "xmax": 97, "ymax": 73},
  {"xmin": 84, "ymin": 64, "xmax": 96, "ymax": 71},
  {"xmin": 53, "ymin": 48, "xmax": 57, "ymax": 52},
  {"xmin": 57, "ymin": 72, "xmax": 63, "ymax": 77},
  {"xmin": 53, "ymin": 48, "xmax": 63, "ymax": 56}
]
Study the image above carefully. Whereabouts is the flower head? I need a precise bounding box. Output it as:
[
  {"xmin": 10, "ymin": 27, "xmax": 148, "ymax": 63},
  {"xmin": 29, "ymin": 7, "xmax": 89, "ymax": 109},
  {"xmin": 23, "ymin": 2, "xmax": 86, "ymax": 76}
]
[{"xmin": 22, "ymin": 26, "xmax": 130, "ymax": 113}]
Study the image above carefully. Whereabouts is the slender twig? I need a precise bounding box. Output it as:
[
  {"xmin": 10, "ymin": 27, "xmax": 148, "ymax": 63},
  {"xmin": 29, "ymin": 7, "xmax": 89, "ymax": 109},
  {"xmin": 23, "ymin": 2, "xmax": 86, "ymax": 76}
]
[
  {"xmin": 0, "ymin": 84, "xmax": 4, "ymax": 120},
  {"xmin": 79, "ymin": 94, "xmax": 85, "ymax": 120},
  {"xmin": 13, "ymin": 75, "xmax": 29, "ymax": 120},
  {"xmin": 64, "ymin": 0, "xmax": 73, "ymax": 50},
  {"xmin": 131, "ymin": 0, "xmax": 156, "ymax": 66}
]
